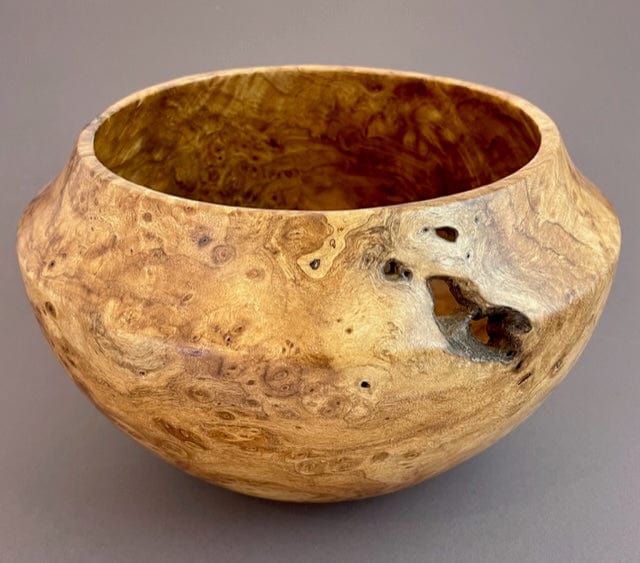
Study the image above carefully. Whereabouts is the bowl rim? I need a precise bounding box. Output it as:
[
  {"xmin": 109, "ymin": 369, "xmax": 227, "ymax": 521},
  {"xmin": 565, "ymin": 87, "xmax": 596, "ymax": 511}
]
[{"xmin": 75, "ymin": 65, "xmax": 563, "ymax": 216}]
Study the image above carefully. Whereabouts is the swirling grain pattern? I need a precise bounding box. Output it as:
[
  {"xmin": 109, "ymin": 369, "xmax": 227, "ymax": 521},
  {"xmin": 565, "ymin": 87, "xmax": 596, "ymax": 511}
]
[{"xmin": 16, "ymin": 67, "xmax": 620, "ymax": 501}]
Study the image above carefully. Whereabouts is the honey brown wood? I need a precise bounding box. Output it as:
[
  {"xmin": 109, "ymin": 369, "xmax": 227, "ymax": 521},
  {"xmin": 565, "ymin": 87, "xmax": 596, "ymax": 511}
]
[{"xmin": 16, "ymin": 66, "xmax": 621, "ymax": 502}]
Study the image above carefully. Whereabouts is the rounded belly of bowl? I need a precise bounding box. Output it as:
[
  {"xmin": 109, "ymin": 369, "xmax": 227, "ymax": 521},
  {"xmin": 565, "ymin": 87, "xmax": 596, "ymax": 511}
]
[{"xmin": 16, "ymin": 66, "xmax": 621, "ymax": 502}]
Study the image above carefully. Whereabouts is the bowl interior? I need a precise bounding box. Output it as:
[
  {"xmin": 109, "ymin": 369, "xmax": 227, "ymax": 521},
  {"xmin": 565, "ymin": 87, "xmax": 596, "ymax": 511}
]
[{"xmin": 94, "ymin": 68, "xmax": 541, "ymax": 211}]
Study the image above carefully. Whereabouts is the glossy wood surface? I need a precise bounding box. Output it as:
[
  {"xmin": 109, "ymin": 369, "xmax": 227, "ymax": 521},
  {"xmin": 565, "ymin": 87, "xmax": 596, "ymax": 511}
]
[{"xmin": 17, "ymin": 67, "xmax": 620, "ymax": 501}]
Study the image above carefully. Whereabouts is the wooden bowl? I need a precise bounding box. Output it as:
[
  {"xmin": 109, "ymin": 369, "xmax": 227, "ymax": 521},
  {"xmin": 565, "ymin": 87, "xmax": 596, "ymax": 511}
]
[{"xmin": 16, "ymin": 66, "xmax": 621, "ymax": 502}]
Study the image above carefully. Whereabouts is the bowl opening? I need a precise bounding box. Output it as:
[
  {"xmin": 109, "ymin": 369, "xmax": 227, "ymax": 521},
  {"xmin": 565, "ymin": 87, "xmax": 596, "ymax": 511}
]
[{"xmin": 93, "ymin": 68, "xmax": 541, "ymax": 211}]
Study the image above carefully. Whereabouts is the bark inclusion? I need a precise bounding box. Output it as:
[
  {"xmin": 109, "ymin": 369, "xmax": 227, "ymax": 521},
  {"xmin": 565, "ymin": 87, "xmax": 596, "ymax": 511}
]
[{"xmin": 427, "ymin": 276, "xmax": 532, "ymax": 363}]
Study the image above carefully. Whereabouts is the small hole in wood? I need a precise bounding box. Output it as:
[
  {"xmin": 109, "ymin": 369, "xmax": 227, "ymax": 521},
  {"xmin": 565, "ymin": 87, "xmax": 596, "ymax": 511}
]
[
  {"xmin": 518, "ymin": 372, "xmax": 533, "ymax": 385},
  {"xmin": 383, "ymin": 259, "xmax": 412, "ymax": 281},
  {"xmin": 435, "ymin": 226, "xmax": 458, "ymax": 242},
  {"xmin": 44, "ymin": 301, "xmax": 57, "ymax": 318}
]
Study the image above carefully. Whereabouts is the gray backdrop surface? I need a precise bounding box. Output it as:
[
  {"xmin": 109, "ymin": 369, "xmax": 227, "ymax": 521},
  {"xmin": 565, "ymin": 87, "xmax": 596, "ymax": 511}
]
[{"xmin": 1, "ymin": 1, "xmax": 638, "ymax": 561}]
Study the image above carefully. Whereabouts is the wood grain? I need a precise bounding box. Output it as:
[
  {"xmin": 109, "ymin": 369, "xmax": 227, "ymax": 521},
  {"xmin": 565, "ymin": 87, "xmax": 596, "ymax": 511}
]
[{"xmin": 16, "ymin": 66, "xmax": 621, "ymax": 502}]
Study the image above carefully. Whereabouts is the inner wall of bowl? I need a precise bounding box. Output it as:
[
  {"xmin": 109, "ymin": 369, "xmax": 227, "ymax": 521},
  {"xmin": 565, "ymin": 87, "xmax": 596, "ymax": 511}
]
[{"xmin": 94, "ymin": 69, "xmax": 541, "ymax": 211}]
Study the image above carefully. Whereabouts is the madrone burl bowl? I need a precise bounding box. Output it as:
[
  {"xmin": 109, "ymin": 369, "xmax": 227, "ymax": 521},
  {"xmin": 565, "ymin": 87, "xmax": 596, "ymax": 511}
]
[{"xmin": 17, "ymin": 66, "xmax": 621, "ymax": 502}]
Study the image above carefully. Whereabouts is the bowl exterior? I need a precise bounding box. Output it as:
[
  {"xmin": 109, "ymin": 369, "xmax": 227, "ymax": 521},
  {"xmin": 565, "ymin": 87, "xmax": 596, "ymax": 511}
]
[{"xmin": 17, "ymin": 102, "xmax": 620, "ymax": 504}]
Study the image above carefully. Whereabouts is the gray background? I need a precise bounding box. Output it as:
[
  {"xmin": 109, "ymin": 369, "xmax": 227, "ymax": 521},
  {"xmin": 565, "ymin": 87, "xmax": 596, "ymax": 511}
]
[{"xmin": 1, "ymin": 1, "xmax": 638, "ymax": 561}]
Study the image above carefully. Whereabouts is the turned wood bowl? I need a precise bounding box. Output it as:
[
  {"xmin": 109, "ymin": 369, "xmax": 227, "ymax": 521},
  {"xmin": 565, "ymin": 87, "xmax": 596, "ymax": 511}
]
[{"xmin": 17, "ymin": 66, "xmax": 620, "ymax": 502}]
